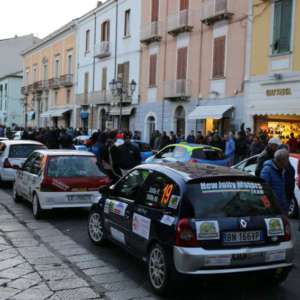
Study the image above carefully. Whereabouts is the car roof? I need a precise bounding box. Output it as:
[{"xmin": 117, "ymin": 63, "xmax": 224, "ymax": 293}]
[
  {"xmin": 0, "ymin": 140, "xmax": 44, "ymax": 146},
  {"xmin": 139, "ymin": 162, "xmax": 260, "ymax": 183},
  {"xmin": 166, "ymin": 143, "xmax": 222, "ymax": 151},
  {"xmin": 34, "ymin": 149, "xmax": 95, "ymax": 156}
]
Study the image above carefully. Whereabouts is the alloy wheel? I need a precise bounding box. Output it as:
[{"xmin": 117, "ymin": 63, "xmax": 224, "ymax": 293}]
[
  {"xmin": 89, "ymin": 212, "xmax": 104, "ymax": 243},
  {"xmin": 149, "ymin": 246, "xmax": 167, "ymax": 290}
]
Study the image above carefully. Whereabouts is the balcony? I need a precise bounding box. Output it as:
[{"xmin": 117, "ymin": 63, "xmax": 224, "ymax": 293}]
[
  {"xmin": 76, "ymin": 93, "xmax": 89, "ymax": 106},
  {"xmin": 89, "ymin": 90, "xmax": 112, "ymax": 105},
  {"xmin": 201, "ymin": 0, "xmax": 234, "ymax": 26},
  {"xmin": 60, "ymin": 74, "xmax": 73, "ymax": 87},
  {"xmin": 32, "ymin": 81, "xmax": 45, "ymax": 93},
  {"xmin": 49, "ymin": 78, "xmax": 60, "ymax": 89},
  {"xmin": 168, "ymin": 10, "xmax": 193, "ymax": 36},
  {"xmin": 164, "ymin": 79, "xmax": 192, "ymax": 100},
  {"xmin": 95, "ymin": 41, "xmax": 111, "ymax": 59},
  {"xmin": 140, "ymin": 21, "xmax": 162, "ymax": 45}
]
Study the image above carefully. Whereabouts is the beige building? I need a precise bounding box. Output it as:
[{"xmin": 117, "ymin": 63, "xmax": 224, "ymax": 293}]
[
  {"xmin": 138, "ymin": 0, "xmax": 248, "ymax": 141},
  {"xmin": 22, "ymin": 21, "xmax": 77, "ymax": 128}
]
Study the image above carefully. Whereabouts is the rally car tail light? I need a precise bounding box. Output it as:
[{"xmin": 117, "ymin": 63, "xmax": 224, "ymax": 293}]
[
  {"xmin": 40, "ymin": 177, "xmax": 67, "ymax": 192},
  {"xmin": 283, "ymin": 216, "xmax": 291, "ymax": 242},
  {"xmin": 3, "ymin": 158, "xmax": 12, "ymax": 169},
  {"xmin": 176, "ymin": 218, "xmax": 198, "ymax": 247}
]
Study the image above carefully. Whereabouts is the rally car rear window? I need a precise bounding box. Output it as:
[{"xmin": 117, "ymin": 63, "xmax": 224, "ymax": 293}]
[
  {"xmin": 9, "ymin": 144, "xmax": 46, "ymax": 158},
  {"xmin": 186, "ymin": 180, "xmax": 281, "ymax": 218},
  {"xmin": 192, "ymin": 148, "xmax": 225, "ymax": 161}
]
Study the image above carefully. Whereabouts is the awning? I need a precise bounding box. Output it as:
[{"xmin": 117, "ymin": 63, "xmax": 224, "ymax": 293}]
[
  {"xmin": 41, "ymin": 108, "xmax": 71, "ymax": 118},
  {"xmin": 110, "ymin": 106, "xmax": 135, "ymax": 116},
  {"xmin": 188, "ymin": 105, "xmax": 233, "ymax": 120},
  {"xmin": 248, "ymin": 101, "xmax": 300, "ymax": 116}
]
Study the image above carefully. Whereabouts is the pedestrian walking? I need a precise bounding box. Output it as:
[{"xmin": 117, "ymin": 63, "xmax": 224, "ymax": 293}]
[{"xmin": 224, "ymin": 133, "xmax": 236, "ymax": 166}]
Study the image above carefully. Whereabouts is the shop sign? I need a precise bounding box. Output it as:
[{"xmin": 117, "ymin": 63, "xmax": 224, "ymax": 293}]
[{"xmin": 266, "ymin": 88, "xmax": 292, "ymax": 97}]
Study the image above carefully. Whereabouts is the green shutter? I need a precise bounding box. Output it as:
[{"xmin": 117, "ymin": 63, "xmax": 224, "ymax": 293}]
[
  {"xmin": 273, "ymin": 0, "xmax": 282, "ymax": 54},
  {"xmin": 279, "ymin": 0, "xmax": 292, "ymax": 53}
]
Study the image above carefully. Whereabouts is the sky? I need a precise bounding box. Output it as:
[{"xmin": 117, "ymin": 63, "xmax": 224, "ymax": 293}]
[{"xmin": 0, "ymin": 0, "xmax": 100, "ymax": 40}]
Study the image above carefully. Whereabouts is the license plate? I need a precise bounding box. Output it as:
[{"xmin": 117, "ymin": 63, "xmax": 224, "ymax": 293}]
[
  {"xmin": 223, "ymin": 231, "xmax": 262, "ymax": 244},
  {"xmin": 67, "ymin": 195, "xmax": 91, "ymax": 203}
]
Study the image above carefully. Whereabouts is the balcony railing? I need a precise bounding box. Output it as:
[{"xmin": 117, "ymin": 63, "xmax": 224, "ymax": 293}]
[
  {"xmin": 168, "ymin": 10, "xmax": 194, "ymax": 36},
  {"xmin": 164, "ymin": 79, "xmax": 192, "ymax": 100},
  {"xmin": 88, "ymin": 90, "xmax": 113, "ymax": 105},
  {"xmin": 140, "ymin": 21, "xmax": 162, "ymax": 45},
  {"xmin": 49, "ymin": 77, "xmax": 60, "ymax": 89},
  {"xmin": 76, "ymin": 93, "xmax": 89, "ymax": 106},
  {"xmin": 95, "ymin": 41, "xmax": 111, "ymax": 59},
  {"xmin": 60, "ymin": 74, "xmax": 73, "ymax": 87},
  {"xmin": 201, "ymin": 0, "xmax": 234, "ymax": 26}
]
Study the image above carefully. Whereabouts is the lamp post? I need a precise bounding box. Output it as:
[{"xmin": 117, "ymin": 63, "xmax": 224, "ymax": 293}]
[{"xmin": 109, "ymin": 78, "xmax": 136, "ymax": 130}]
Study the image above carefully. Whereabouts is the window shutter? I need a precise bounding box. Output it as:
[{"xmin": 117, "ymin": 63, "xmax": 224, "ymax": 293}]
[
  {"xmin": 180, "ymin": 0, "xmax": 189, "ymax": 11},
  {"xmin": 117, "ymin": 63, "xmax": 124, "ymax": 80},
  {"xmin": 279, "ymin": 0, "xmax": 292, "ymax": 53},
  {"xmin": 123, "ymin": 62, "xmax": 130, "ymax": 86},
  {"xmin": 107, "ymin": 21, "xmax": 110, "ymax": 41},
  {"xmin": 149, "ymin": 54, "xmax": 157, "ymax": 87},
  {"xmin": 84, "ymin": 73, "xmax": 89, "ymax": 94},
  {"xmin": 177, "ymin": 47, "xmax": 188, "ymax": 80},
  {"xmin": 272, "ymin": 0, "xmax": 282, "ymax": 53},
  {"xmin": 213, "ymin": 36, "xmax": 225, "ymax": 78},
  {"xmin": 216, "ymin": 0, "xmax": 227, "ymax": 13},
  {"xmin": 152, "ymin": 0, "xmax": 159, "ymax": 22},
  {"xmin": 101, "ymin": 68, "xmax": 107, "ymax": 90}
]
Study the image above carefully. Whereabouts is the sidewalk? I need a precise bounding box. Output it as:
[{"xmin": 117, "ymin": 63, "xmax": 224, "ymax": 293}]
[{"xmin": 0, "ymin": 190, "xmax": 154, "ymax": 300}]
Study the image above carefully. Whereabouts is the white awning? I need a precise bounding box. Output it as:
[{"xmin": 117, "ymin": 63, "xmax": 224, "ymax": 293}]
[
  {"xmin": 110, "ymin": 106, "xmax": 135, "ymax": 116},
  {"xmin": 248, "ymin": 101, "xmax": 300, "ymax": 116},
  {"xmin": 41, "ymin": 108, "xmax": 71, "ymax": 118},
  {"xmin": 188, "ymin": 105, "xmax": 233, "ymax": 120}
]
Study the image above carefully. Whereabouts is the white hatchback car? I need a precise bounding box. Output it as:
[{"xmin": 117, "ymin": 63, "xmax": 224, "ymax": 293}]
[
  {"xmin": 13, "ymin": 150, "xmax": 110, "ymax": 218},
  {"xmin": 0, "ymin": 140, "xmax": 46, "ymax": 182}
]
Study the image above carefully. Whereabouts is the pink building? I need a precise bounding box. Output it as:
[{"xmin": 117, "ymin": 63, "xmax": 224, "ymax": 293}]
[{"xmin": 138, "ymin": 0, "xmax": 248, "ymax": 142}]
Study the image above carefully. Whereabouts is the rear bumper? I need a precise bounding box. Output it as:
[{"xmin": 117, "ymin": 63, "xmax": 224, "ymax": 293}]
[
  {"xmin": 173, "ymin": 241, "xmax": 294, "ymax": 275},
  {"xmin": 38, "ymin": 191, "xmax": 100, "ymax": 210},
  {"xmin": 0, "ymin": 169, "xmax": 16, "ymax": 181}
]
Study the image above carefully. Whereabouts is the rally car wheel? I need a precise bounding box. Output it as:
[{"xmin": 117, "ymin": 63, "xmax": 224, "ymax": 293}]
[
  {"xmin": 288, "ymin": 198, "xmax": 299, "ymax": 218},
  {"xmin": 88, "ymin": 209, "xmax": 107, "ymax": 246},
  {"xmin": 32, "ymin": 194, "xmax": 44, "ymax": 219},
  {"xmin": 148, "ymin": 244, "xmax": 172, "ymax": 295}
]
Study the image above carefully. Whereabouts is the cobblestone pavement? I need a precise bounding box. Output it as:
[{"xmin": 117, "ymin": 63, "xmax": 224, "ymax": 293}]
[{"xmin": 0, "ymin": 190, "xmax": 156, "ymax": 300}]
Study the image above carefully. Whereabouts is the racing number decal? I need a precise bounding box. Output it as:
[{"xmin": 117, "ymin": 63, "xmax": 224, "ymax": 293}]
[{"xmin": 161, "ymin": 184, "xmax": 173, "ymax": 206}]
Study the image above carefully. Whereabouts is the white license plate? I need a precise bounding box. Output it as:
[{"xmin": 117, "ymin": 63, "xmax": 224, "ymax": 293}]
[
  {"xmin": 67, "ymin": 195, "xmax": 91, "ymax": 202},
  {"xmin": 223, "ymin": 231, "xmax": 262, "ymax": 244}
]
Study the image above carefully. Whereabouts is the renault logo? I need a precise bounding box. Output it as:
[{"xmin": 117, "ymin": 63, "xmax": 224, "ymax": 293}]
[{"xmin": 240, "ymin": 219, "xmax": 248, "ymax": 229}]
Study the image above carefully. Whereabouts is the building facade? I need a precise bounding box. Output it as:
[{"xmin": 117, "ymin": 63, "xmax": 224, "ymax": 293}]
[
  {"xmin": 138, "ymin": 0, "xmax": 248, "ymax": 142},
  {"xmin": 245, "ymin": 0, "xmax": 300, "ymax": 142},
  {"xmin": 0, "ymin": 72, "xmax": 24, "ymax": 126},
  {"xmin": 76, "ymin": 0, "xmax": 141, "ymax": 130},
  {"xmin": 22, "ymin": 21, "xmax": 77, "ymax": 128}
]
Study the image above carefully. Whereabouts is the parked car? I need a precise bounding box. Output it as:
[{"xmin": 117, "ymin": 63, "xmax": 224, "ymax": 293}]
[
  {"xmin": 233, "ymin": 154, "xmax": 300, "ymax": 217},
  {"xmin": 145, "ymin": 143, "xmax": 229, "ymax": 166},
  {"xmin": 88, "ymin": 162, "xmax": 294, "ymax": 295},
  {"xmin": 0, "ymin": 138, "xmax": 8, "ymax": 141},
  {"xmin": 73, "ymin": 135, "xmax": 90, "ymax": 151},
  {"xmin": 0, "ymin": 140, "xmax": 46, "ymax": 182},
  {"xmin": 13, "ymin": 150, "xmax": 111, "ymax": 219},
  {"xmin": 131, "ymin": 140, "xmax": 153, "ymax": 162}
]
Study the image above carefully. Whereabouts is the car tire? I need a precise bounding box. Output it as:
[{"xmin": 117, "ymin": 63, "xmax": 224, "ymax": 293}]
[
  {"xmin": 147, "ymin": 243, "xmax": 175, "ymax": 296},
  {"xmin": 32, "ymin": 194, "xmax": 44, "ymax": 219},
  {"xmin": 88, "ymin": 208, "xmax": 107, "ymax": 246},
  {"xmin": 266, "ymin": 268, "xmax": 291, "ymax": 286},
  {"xmin": 288, "ymin": 198, "xmax": 299, "ymax": 219},
  {"xmin": 12, "ymin": 184, "xmax": 22, "ymax": 203}
]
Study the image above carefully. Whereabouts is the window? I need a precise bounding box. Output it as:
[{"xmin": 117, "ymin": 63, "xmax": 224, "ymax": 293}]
[
  {"xmin": 30, "ymin": 154, "xmax": 44, "ymax": 175},
  {"xmin": 124, "ymin": 9, "xmax": 131, "ymax": 37},
  {"xmin": 191, "ymin": 148, "xmax": 225, "ymax": 161},
  {"xmin": 67, "ymin": 53, "xmax": 73, "ymax": 74},
  {"xmin": 54, "ymin": 91, "xmax": 58, "ymax": 105},
  {"xmin": 101, "ymin": 21, "xmax": 110, "ymax": 42},
  {"xmin": 54, "ymin": 57, "xmax": 60, "ymax": 78},
  {"xmin": 213, "ymin": 36, "xmax": 226, "ymax": 78},
  {"xmin": 0, "ymin": 86, "xmax": 2, "ymax": 111},
  {"xmin": 149, "ymin": 54, "xmax": 157, "ymax": 87},
  {"xmin": 84, "ymin": 72, "xmax": 89, "ymax": 95},
  {"xmin": 156, "ymin": 146, "xmax": 176, "ymax": 159},
  {"xmin": 117, "ymin": 62, "xmax": 130, "ymax": 85},
  {"xmin": 151, "ymin": 0, "xmax": 159, "ymax": 22},
  {"xmin": 101, "ymin": 67, "xmax": 107, "ymax": 91},
  {"xmin": 43, "ymin": 64, "xmax": 48, "ymax": 80},
  {"xmin": 272, "ymin": 0, "xmax": 293, "ymax": 54},
  {"xmin": 180, "ymin": 0, "xmax": 189, "ymax": 11},
  {"xmin": 215, "ymin": 0, "xmax": 227, "ymax": 13},
  {"xmin": 26, "ymin": 69, "xmax": 30, "ymax": 84},
  {"xmin": 33, "ymin": 66, "xmax": 37, "ymax": 82},
  {"xmin": 9, "ymin": 144, "xmax": 46, "ymax": 159},
  {"xmin": 177, "ymin": 47, "xmax": 188, "ymax": 80},
  {"xmin": 66, "ymin": 89, "xmax": 71, "ymax": 104},
  {"xmin": 4, "ymin": 84, "xmax": 7, "ymax": 110},
  {"xmin": 85, "ymin": 29, "xmax": 90, "ymax": 52}
]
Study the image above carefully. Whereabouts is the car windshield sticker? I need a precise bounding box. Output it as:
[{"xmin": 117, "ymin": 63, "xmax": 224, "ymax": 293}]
[
  {"xmin": 52, "ymin": 179, "xmax": 69, "ymax": 191},
  {"xmin": 265, "ymin": 218, "xmax": 284, "ymax": 237},
  {"xmin": 200, "ymin": 181, "xmax": 264, "ymax": 194},
  {"xmin": 146, "ymin": 187, "xmax": 160, "ymax": 203},
  {"xmin": 168, "ymin": 195, "xmax": 180, "ymax": 209},
  {"xmin": 110, "ymin": 227, "xmax": 126, "ymax": 244},
  {"xmin": 196, "ymin": 221, "xmax": 220, "ymax": 240},
  {"xmin": 161, "ymin": 184, "xmax": 174, "ymax": 206},
  {"xmin": 261, "ymin": 195, "xmax": 271, "ymax": 208},
  {"xmin": 160, "ymin": 215, "xmax": 175, "ymax": 226},
  {"xmin": 132, "ymin": 213, "xmax": 151, "ymax": 240},
  {"xmin": 104, "ymin": 199, "xmax": 128, "ymax": 217}
]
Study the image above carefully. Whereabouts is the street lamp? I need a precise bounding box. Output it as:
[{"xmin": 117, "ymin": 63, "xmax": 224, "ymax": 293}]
[{"xmin": 109, "ymin": 78, "xmax": 137, "ymax": 130}]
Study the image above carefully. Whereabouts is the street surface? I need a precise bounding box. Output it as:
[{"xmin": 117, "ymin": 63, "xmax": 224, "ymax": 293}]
[{"xmin": 0, "ymin": 184, "xmax": 299, "ymax": 300}]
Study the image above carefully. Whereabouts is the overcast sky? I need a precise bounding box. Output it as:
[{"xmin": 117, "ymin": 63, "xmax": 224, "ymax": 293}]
[{"xmin": 0, "ymin": 0, "xmax": 99, "ymax": 39}]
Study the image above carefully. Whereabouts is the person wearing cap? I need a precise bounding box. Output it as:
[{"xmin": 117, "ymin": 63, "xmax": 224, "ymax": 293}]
[{"xmin": 255, "ymin": 137, "xmax": 282, "ymax": 177}]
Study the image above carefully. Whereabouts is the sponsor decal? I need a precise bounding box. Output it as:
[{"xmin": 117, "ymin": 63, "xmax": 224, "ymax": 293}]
[
  {"xmin": 132, "ymin": 213, "xmax": 151, "ymax": 240},
  {"xmin": 110, "ymin": 227, "xmax": 126, "ymax": 245},
  {"xmin": 265, "ymin": 250, "xmax": 286, "ymax": 263},
  {"xmin": 204, "ymin": 255, "xmax": 231, "ymax": 266},
  {"xmin": 168, "ymin": 195, "xmax": 180, "ymax": 209},
  {"xmin": 200, "ymin": 181, "xmax": 263, "ymax": 194},
  {"xmin": 265, "ymin": 218, "xmax": 284, "ymax": 237},
  {"xmin": 161, "ymin": 184, "xmax": 174, "ymax": 206},
  {"xmin": 196, "ymin": 221, "xmax": 220, "ymax": 240},
  {"xmin": 104, "ymin": 199, "xmax": 127, "ymax": 216},
  {"xmin": 52, "ymin": 179, "xmax": 69, "ymax": 191},
  {"xmin": 160, "ymin": 215, "xmax": 175, "ymax": 226}
]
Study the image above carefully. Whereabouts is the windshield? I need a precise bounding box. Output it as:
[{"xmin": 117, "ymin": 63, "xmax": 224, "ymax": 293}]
[
  {"xmin": 192, "ymin": 148, "xmax": 224, "ymax": 160},
  {"xmin": 187, "ymin": 180, "xmax": 281, "ymax": 218},
  {"xmin": 9, "ymin": 144, "xmax": 45, "ymax": 158},
  {"xmin": 47, "ymin": 156, "xmax": 104, "ymax": 178}
]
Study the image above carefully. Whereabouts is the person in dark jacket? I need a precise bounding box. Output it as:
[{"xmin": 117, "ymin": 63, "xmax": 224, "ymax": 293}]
[
  {"xmin": 255, "ymin": 137, "xmax": 281, "ymax": 177},
  {"xmin": 249, "ymin": 136, "xmax": 265, "ymax": 156},
  {"xmin": 159, "ymin": 132, "xmax": 170, "ymax": 150},
  {"xmin": 260, "ymin": 149, "xmax": 290, "ymax": 214}
]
